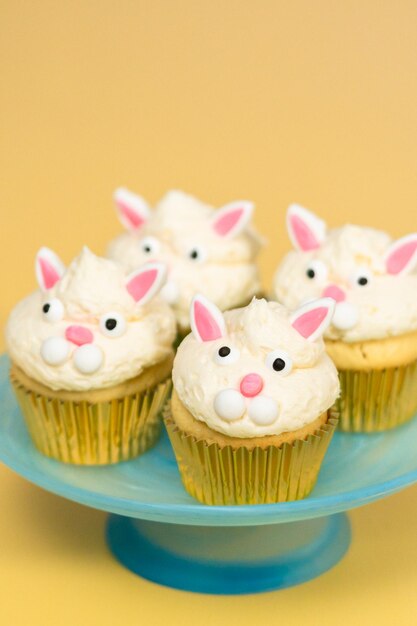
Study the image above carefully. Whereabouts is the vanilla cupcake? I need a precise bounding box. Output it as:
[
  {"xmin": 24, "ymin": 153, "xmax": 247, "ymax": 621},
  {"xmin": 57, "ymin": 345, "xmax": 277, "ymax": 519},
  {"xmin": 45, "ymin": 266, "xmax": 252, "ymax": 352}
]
[
  {"xmin": 165, "ymin": 296, "xmax": 339, "ymax": 505},
  {"xmin": 272, "ymin": 204, "xmax": 417, "ymax": 431},
  {"xmin": 6, "ymin": 247, "xmax": 176, "ymax": 464},
  {"xmin": 107, "ymin": 188, "xmax": 263, "ymax": 334}
]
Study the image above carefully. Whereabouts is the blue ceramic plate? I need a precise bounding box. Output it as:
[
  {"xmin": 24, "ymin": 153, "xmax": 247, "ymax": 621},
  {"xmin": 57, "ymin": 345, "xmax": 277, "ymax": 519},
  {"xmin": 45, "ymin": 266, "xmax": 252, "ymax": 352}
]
[{"xmin": 0, "ymin": 354, "xmax": 416, "ymax": 527}]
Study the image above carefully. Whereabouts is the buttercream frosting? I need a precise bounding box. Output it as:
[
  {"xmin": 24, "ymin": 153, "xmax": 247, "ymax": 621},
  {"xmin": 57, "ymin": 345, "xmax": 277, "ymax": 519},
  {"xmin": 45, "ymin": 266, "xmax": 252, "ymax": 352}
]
[
  {"xmin": 172, "ymin": 297, "xmax": 339, "ymax": 438},
  {"xmin": 107, "ymin": 189, "xmax": 263, "ymax": 330},
  {"xmin": 273, "ymin": 205, "xmax": 417, "ymax": 342},
  {"xmin": 6, "ymin": 247, "xmax": 176, "ymax": 391}
]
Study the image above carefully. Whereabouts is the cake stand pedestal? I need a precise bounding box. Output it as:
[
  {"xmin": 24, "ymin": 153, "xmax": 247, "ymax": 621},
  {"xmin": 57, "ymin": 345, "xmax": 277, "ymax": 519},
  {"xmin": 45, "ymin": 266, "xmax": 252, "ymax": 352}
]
[
  {"xmin": 0, "ymin": 355, "xmax": 415, "ymax": 594},
  {"xmin": 106, "ymin": 513, "xmax": 350, "ymax": 594}
]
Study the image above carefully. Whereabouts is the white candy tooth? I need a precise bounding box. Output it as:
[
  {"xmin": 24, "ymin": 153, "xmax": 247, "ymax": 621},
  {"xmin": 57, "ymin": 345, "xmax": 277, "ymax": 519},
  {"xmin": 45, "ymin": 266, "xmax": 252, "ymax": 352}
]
[
  {"xmin": 332, "ymin": 301, "xmax": 359, "ymax": 330},
  {"xmin": 248, "ymin": 395, "xmax": 278, "ymax": 425},
  {"xmin": 213, "ymin": 389, "xmax": 246, "ymax": 422},
  {"xmin": 73, "ymin": 344, "xmax": 103, "ymax": 374},
  {"xmin": 40, "ymin": 337, "xmax": 70, "ymax": 366},
  {"xmin": 160, "ymin": 280, "xmax": 180, "ymax": 304}
]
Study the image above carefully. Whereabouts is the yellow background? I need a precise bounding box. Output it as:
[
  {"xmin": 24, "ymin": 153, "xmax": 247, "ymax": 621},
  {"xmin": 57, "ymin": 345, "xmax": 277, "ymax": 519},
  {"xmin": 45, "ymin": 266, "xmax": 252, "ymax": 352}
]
[{"xmin": 1, "ymin": 1, "xmax": 417, "ymax": 624}]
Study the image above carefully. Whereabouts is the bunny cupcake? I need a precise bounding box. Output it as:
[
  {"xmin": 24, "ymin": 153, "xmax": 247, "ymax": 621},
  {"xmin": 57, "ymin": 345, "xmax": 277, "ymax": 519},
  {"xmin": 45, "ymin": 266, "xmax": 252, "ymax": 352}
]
[
  {"xmin": 272, "ymin": 204, "xmax": 417, "ymax": 431},
  {"xmin": 165, "ymin": 296, "xmax": 339, "ymax": 505},
  {"xmin": 107, "ymin": 188, "xmax": 263, "ymax": 333},
  {"xmin": 6, "ymin": 247, "xmax": 176, "ymax": 464}
]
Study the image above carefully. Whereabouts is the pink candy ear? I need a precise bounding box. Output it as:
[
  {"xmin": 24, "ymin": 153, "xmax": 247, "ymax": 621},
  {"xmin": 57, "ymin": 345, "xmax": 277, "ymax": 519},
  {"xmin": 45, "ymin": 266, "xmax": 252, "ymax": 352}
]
[
  {"xmin": 126, "ymin": 262, "xmax": 166, "ymax": 305},
  {"xmin": 384, "ymin": 233, "xmax": 417, "ymax": 275},
  {"xmin": 114, "ymin": 187, "xmax": 151, "ymax": 231},
  {"xmin": 290, "ymin": 298, "xmax": 335, "ymax": 342},
  {"xmin": 286, "ymin": 204, "xmax": 327, "ymax": 251},
  {"xmin": 35, "ymin": 247, "xmax": 66, "ymax": 291},
  {"xmin": 212, "ymin": 201, "xmax": 253, "ymax": 238},
  {"xmin": 190, "ymin": 295, "xmax": 226, "ymax": 342}
]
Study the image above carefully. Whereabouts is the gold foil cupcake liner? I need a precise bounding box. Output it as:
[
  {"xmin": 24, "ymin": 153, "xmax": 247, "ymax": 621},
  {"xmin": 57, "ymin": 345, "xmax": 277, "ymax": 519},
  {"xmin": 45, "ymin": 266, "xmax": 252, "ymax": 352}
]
[
  {"xmin": 335, "ymin": 359, "xmax": 417, "ymax": 432},
  {"xmin": 11, "ymin": 372, "xmax": 172, "ymax": 465},
  {"xmin": 164, "ymin": 407, "xmax": 338, "ymax": 505}
]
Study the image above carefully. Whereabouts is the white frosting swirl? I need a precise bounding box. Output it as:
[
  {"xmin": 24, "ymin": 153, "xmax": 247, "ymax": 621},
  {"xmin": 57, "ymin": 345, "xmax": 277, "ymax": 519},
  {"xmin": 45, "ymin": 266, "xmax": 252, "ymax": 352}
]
[
  {"xmin": 173, "ymin": 299, "xmax": 339, "ymax": 438},
  {"xmin": 6, "ymin": 248, "xmax": 176, "ymax": 391},
  {"xmin": 107, "ymin": 190, "xmax": 263, "ymax": 329}
]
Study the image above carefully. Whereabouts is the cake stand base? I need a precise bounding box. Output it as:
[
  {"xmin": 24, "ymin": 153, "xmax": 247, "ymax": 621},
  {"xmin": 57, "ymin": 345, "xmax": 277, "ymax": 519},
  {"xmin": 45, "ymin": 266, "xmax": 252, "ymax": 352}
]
[{"xmin": 106, "ymin": 512, "xmax": 351, "ymax": 594}]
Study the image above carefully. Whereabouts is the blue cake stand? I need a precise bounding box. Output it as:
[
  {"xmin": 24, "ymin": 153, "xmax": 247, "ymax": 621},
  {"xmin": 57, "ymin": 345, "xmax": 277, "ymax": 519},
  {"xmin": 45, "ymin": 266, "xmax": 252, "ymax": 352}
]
[{"xmin": 0, "ymin": 355, "xmax": 416, "ymax": 595}]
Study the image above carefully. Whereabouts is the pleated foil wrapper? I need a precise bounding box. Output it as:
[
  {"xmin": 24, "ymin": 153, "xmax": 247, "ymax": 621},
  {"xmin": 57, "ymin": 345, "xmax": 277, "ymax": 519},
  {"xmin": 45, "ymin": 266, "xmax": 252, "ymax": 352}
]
[
  {"xmin": 10, "ymin": 371, "xmax": 172, "ymax": 465},
  {"xmin": 164, "ymin": 407, "xmax": 338, "ymax": 505},
  {"xmin": 335, "ymin": 358, "xmax": 417, "ymax": 432}
]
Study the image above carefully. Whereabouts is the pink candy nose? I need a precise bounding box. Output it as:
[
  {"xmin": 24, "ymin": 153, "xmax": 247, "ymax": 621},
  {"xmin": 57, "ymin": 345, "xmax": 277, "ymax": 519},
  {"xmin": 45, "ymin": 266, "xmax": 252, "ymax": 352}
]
[
  {"xmin": 240, "ymin": 373, "xmax": 264, "ymax": 398},
  {"xmin": 322, "ymin": 284, "xmax": 346, "ymax": 303},
  {"xmin": 65, "ymin": 325, "xmax": 94, "ymax": 346}
]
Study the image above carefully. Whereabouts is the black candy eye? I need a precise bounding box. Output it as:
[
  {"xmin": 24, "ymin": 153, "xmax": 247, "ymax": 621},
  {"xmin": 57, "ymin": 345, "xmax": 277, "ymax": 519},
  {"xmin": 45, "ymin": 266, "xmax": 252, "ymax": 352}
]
[
  {"xmin": 105, "ymin": 318, "xmax": 117, "ymax": 330},
  {"xmin": 214, "ymin": 345, "xmax": 240, "ymax": 364},
  {"xmin": 42, "ymin": 298, "xmax": 65, "ymax": 322},
  {"xmin": 272, "ymin": 357, "xmax": 286, "ymax": 371},
  {"xmin": 139, "ymin": 236, "xmax": 160, "ymax": 256},
  {"xmin": 350, "ymin": 267, "xmax": 372, "ymax": 288},
  {"xmin": 266, "ymin": 350, "xmax": 293, "ymax": 376},
  {"xmin": 306, "ymin": 259, "xmax": 328, "ymax": 282},
  {"xmin": 99, "ymin": 312, "xmax": 127, "ymax": 337},
  {"xmin": 305, "ymin": 260, "xmax": 328, "ymax": 282},
  {"xmin": 186, "ymin": 245, "xmax": 207, "ymax": 263}
]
